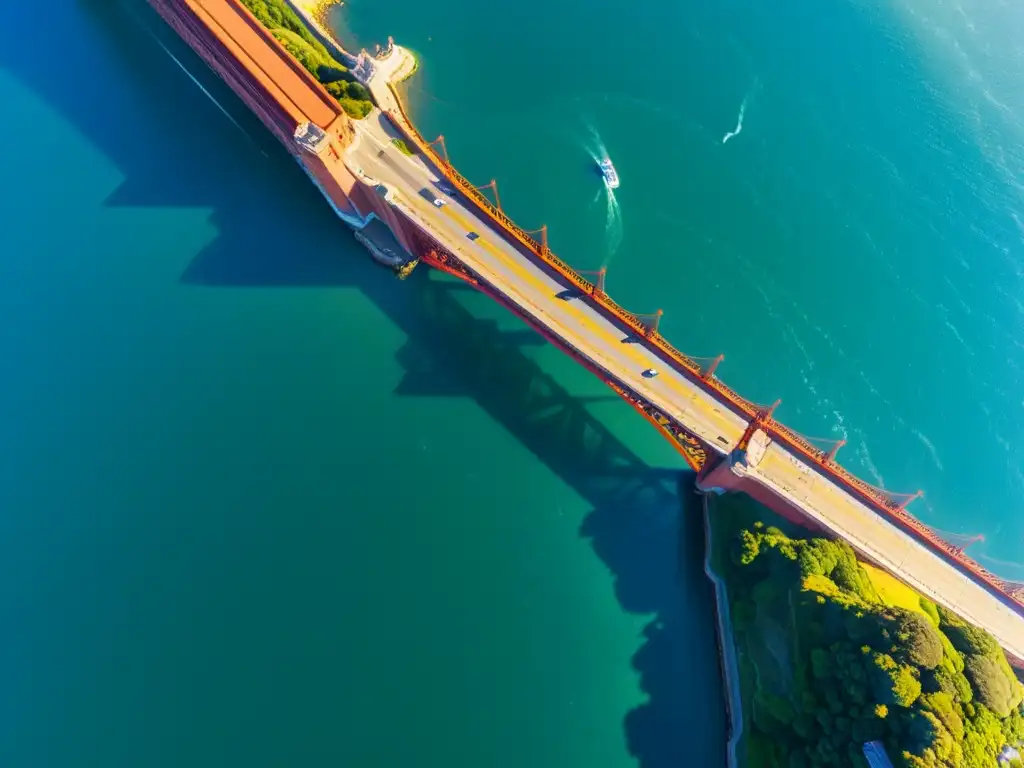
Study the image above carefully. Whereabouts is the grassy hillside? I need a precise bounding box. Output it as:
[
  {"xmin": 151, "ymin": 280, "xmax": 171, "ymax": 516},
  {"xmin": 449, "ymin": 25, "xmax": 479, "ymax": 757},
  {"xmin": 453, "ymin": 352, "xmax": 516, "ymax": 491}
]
[
  {"xmin": 239, "ymin": 0, "xmax": 373, "ymax": 119},
  {"xmin": 710, "ymin": 494, "xmax": 1024, "ymax": 768}
]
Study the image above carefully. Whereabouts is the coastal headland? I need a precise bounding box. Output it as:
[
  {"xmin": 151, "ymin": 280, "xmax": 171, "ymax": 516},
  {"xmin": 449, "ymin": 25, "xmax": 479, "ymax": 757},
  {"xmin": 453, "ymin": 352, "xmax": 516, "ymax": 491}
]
[{"xmin": 705, "ymin": 493, "xmax": 1024, "ymax": 767}]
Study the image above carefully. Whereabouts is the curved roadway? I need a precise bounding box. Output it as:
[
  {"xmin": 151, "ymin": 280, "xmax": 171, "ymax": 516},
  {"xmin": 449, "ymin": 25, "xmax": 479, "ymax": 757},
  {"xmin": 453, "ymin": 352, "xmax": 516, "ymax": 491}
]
[{"xmin": 346, "ymin": 113, "xmax": 1024, "ymax": 661}]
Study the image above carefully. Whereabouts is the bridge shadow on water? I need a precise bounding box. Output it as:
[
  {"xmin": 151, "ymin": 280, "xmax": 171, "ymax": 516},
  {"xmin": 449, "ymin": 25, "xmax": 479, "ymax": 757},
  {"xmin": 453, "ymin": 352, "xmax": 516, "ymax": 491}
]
[
  {"xmin": 187, "ymin": 212, "xmax": 728, "ymax": 764},
  {"xmin": 2, "ymin": 0, "xmax": 724, "ymax": 763},
  {"xmin": 195, "ymin": 224, "xmax": 728, "ymax": 763}
]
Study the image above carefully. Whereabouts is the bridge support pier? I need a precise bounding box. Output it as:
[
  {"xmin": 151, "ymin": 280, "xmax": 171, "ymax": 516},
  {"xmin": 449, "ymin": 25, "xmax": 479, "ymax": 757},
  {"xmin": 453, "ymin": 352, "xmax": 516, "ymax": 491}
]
[
  {"xmin": 697, "ymin": 400, "xmax": 779, "ymax": 493},
  {"xmin": 697, "ymin": 426, "xmax": 771, "ymax": 492}
]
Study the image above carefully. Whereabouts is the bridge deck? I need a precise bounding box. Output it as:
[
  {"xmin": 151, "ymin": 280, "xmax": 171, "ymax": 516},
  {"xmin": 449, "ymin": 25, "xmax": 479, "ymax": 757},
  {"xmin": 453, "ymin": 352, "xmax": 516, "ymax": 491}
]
[
  {"xmin": 345, "ymin": 115, "xmax": 1024, "ymax": 662},
  {"xmin": 149, "ymin": 0, "xmax": 1024, "ymax": 663},
  {"xmin": 750, "ymin": 446, "xmax": 1024, "ymax": 655}
]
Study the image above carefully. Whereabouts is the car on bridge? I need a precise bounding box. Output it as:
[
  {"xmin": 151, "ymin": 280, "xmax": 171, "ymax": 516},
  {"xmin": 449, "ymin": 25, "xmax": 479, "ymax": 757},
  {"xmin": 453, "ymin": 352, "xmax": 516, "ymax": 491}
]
[
  {"xmin": 419, "ymin": 187, "xmax": 449, "ymax": 208},
  {"xmin": 467, "ymin": 232, "xmax": 480, "ymax": 241},
  {"xmin": 642, "ymin": 368, "xmax": 660, "ymax": 378}
]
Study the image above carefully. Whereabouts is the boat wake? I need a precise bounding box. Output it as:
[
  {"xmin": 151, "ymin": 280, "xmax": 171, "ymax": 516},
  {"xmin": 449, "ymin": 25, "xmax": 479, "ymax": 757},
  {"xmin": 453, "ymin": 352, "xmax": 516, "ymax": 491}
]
[
  {"xmin": 581, "ymin": 119, "xmax": 623, "ymax": 264},
  {"xmin": 603, "ymin": 186, "xmax": 623, "ymax": 264},
  {"xmin": 721, "ymin": 79, "xmax": 759, "ymax": 145}
]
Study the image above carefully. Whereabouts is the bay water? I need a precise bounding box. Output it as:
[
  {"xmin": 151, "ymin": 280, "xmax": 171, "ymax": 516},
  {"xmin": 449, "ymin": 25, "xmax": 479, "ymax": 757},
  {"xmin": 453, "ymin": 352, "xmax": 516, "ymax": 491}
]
[{"xmin": 1, "ymin": 0, "xmax": 1022, "ymax": 765}]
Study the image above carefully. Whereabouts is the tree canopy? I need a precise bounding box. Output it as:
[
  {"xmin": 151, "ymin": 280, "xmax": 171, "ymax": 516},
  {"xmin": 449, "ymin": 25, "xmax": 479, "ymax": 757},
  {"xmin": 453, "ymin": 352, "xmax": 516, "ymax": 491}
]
[
  {"xmin": 238, "ymin": 0, "xmax": 374, "ymax": 119},
  {"xmin": 716, "ymin": 508, "xmax": 1024, "ymax": 768}
]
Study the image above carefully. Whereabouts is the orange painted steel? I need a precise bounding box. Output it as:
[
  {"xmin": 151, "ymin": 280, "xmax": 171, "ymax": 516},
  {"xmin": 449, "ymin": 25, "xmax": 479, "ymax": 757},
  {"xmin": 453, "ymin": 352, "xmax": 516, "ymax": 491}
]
[
  {"xmin": 189, "ymin": 0, "xmax": 342, "ymax": 128},
  {"xmin": 383, "ymin": 82, "xmax": 1023, "ymax": 609}
]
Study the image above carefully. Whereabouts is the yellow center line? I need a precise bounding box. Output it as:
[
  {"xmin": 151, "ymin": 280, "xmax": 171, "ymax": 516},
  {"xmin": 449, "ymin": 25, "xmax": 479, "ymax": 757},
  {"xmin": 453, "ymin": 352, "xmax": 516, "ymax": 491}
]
[
  {"xmin": 440, "ymin": 207, "xmax": 659, "ymax": 363},
  {"xmin": 389, "ymin": 187, "xmax": 736, "ymax": 440},
  {"xmin": 428, "ymin": 203, "xmax": 740, "ymax": 439},
  {"xmin": 469, "ymin": 225, "xmax": 740, "ymax": 438}
]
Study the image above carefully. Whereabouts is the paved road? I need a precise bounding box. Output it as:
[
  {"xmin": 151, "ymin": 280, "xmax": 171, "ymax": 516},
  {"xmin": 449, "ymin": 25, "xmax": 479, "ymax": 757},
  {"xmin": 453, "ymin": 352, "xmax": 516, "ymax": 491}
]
[
  {"xmin": 350, "ymin": 115, "xmax": 751, "ymax": 450},
  {"xmin": 346, "ymin": 113, "xmax": 1024, "ymax": 661},
  {"xmin": 365, "ymin": 46, "xmax": 417, "ymax": 115}
]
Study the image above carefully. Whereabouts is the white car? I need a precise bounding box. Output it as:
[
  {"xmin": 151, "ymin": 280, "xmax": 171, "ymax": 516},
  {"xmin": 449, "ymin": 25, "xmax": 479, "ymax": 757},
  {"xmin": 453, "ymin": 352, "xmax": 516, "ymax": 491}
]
[
  {"xmin": 642, "ymin": 368, "xmax": 659, "ymax": 378},
  {"xmin": 433, "ymin": 198, "xmax": 446, "ymax": 208}
]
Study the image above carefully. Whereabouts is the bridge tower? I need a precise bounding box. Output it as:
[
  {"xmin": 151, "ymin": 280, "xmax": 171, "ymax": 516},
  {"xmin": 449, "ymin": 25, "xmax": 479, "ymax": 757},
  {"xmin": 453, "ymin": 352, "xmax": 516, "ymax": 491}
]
[{"xmin": 696, "ymin": 399, "xmax": 780, "ymax": 493}]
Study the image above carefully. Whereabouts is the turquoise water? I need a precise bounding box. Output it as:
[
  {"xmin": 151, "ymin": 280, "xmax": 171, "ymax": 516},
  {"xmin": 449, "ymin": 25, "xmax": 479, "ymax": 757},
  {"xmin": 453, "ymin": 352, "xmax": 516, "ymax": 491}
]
[
  {"xmin": 0, "ymin": 1, "xmax": 719, "ymax": 765},
  {"xmin": 333, "ymin": 0, "xmax": 1024, "ymax": 569},
  {"xmin": 1, "ymin": 0, "xmax": 1023, "ymax": 764}
]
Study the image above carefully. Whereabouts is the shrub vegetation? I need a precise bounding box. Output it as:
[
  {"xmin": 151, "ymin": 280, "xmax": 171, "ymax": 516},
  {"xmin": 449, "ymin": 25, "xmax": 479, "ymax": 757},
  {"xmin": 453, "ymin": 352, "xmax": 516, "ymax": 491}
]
[
  {"xmin": 238, "ymin": 0, "xmax": 374, "ymax": 119},
  {"xmin": 715, "ymin": 498, "xmax": 1024, "ymax": 767}
]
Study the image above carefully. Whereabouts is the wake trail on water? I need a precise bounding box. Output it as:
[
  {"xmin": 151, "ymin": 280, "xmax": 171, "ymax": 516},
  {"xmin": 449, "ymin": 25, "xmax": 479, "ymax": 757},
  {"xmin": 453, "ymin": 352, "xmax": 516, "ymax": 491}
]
[
  {"xmin": 603, "ymin": 186, "xmax": 623, "ymax": 265},
  {"xmin": 580, "ymin": 118, "xmax": 623, "ymax": 265},
  {"xmin": 721, "ymin": 79, "xmax": 759, "ymax": 145}
]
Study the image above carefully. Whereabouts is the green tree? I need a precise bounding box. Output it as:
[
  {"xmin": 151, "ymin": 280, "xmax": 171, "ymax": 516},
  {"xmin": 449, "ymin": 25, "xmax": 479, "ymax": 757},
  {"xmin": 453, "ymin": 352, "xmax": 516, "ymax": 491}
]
[
  {"xmin": 919, "ymin": 691, "xmax": 964, "ymax": 742},
  {"xmin": 339, "ymin": 98, "xmax": 373, "ymax": 119},
  {"xmin": 733, "ymin": 528, "xmax": 761, "ymax": 566},
  {"xmin": 871, "ymin": 653, "xmax": 922, "ymax": 708},
  {"xmin": 346, "ymin": 81, "xmax": 371, "ymax": 101},
  {"xmin": 918, "ymin": 597, "xmax": 941, "ymax": 628},
  {"xmin": 324, "ymin": 80, "xmax": 348, "ymax": 98},
  {"xmin": 798, "ymin": 547, "xmax": 825, "ymax": 577},
  {"xmin": 942, "ymin": 617, "xmax": 999, "ymax": 657},
  {"xmin": 714, "ymin": 509, "xmax": 1024, "ymax": 768},
  {"xmin": 894, "ymin": 610, "xmax": 944, "ymax": 669},
  {"xmin": 963, "ymin": 654, "xmax": 1021, "ymax": 717},
  {"xmin": 238, "ymin": 0, "xmax": 374, "ymax": 119}
]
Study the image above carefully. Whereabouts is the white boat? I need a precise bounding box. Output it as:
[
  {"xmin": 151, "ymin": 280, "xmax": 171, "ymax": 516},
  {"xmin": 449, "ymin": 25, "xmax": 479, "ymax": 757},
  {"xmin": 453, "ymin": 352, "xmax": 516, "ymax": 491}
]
[{"xmin": 598, "ymin": 157, "xmax": 620, "ymax": 189}]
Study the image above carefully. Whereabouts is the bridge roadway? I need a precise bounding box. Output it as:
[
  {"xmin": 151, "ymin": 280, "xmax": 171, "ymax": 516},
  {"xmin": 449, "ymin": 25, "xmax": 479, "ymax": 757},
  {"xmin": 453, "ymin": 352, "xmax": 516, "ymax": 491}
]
[{"xmin": 347, "ymin": 114, "xmax": 1024, "ymax": 661}]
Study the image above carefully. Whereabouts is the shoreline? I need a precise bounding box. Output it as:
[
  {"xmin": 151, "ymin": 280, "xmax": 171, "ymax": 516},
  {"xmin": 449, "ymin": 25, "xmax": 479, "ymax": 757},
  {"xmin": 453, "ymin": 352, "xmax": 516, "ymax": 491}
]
[
  {"xmin": 702, "ymin": 494, "xmax": 743, "ymax": 768},
  {"xmin": 282, "ymin": 0, "xmax": 356, "ymax": 62},
  {"xmin": 290, "ymin": 0, "xmax": 338, "ymax": 27},
  {"xmin": 312, "ymin": 6, "xmax": 736, "ymax": 747}
]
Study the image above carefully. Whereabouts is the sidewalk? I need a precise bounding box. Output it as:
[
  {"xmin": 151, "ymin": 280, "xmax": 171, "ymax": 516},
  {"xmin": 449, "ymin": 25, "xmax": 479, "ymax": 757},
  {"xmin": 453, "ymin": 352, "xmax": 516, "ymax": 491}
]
[{"xmin": 367, "ymin": 44, "xmax": 417, "ymax": 116}]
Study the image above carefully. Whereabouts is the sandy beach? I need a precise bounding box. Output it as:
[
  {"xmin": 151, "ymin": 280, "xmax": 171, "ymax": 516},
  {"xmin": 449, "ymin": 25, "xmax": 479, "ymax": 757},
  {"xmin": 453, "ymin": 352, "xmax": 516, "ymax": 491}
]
[{"xmin": 290, "ymin": 0, "xmax": 340, "ymax": 24}]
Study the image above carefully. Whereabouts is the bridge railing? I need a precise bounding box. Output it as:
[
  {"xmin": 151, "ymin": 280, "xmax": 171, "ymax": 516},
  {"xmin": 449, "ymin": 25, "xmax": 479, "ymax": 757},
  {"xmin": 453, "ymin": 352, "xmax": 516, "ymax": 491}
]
[
  {"xmin": 706, "ymin": 377, "xmax": 761, "ymax": 419},
  {"xmin": 768, "ymin": 425, "xmax": 1018, "ymax": 601},
  {"xmin": 763, "ymin": 420, "xmax": 1019, "ymax": 603},
  {"xmin": 385, "ymin": 86, "xmax": 772, "ymax": 412},
  {"xmin": 379, "ymin": 85, "xmax": 1024, "ymax": 609}
]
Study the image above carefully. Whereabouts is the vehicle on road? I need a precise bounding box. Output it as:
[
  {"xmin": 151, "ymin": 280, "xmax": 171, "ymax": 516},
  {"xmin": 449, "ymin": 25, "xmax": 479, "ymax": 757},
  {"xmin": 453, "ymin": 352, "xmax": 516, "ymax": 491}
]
[
  {"xmin": 642, "ymin": 368, "xmax": 659, "ymax": 378},
  {"xmin": 467, "ymin": 232, "xmax": 480, "ymax": 241},
  {"xmin": 433, "ymin": 198, "xmax": 446, "ymax": 208}
]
